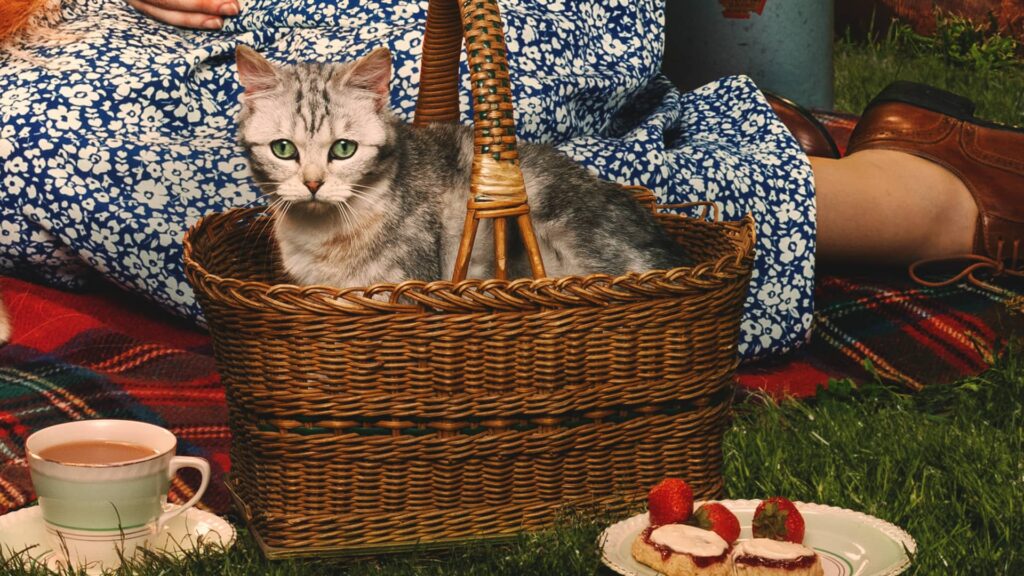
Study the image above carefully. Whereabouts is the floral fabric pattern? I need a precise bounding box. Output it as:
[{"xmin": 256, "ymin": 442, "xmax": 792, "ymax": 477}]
[{"xmin": 0, "ymin": 0, "xmax": 815, "ymax": 359}]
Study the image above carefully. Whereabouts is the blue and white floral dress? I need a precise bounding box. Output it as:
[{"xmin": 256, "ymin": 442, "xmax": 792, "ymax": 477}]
[{"xmin": 0, "ymin": 0, "xmax": 815, "ymax": 360}]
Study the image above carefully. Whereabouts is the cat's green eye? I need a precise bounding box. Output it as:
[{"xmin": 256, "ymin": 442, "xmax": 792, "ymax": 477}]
[
  {"xmin": 329, "ymin": 139, "xmax": 358, "ymax": 160},
  {"xmin": 270, "ymin": 139, "xmax": 298, "ymax": 160}
]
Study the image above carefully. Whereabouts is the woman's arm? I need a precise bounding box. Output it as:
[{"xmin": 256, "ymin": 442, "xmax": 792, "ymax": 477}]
[{"xmin": 125, "ymin": 0, "xmax": 239, "ymax": 30}]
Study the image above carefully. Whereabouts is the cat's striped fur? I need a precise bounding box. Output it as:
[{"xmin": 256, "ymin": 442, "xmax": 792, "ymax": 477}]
[{"xmin": 235, "ymin": 46, "xmax": 687, "ymax": 288}]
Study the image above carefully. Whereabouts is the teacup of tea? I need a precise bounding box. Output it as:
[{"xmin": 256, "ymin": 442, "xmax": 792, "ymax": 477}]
[{"xmin": 25, "ymin": 419, "xmax": 211, "ymax": 570}]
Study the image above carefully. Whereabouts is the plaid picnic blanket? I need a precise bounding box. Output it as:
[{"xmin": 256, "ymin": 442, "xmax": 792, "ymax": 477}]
[
  {"xmin": 0, "ymin": 278, "xmax": 228, "ymax": 513},
  {"xmin": 1, "ymin": 270, "xmax": 1019, "ymax": 515},
  {"xmin": 737, "ymin": 274, "xmax": 1022, "ymax": 396}
]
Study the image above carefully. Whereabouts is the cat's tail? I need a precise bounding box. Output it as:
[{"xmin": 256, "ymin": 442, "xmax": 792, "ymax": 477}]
[
  {"xmin": 1, "ymin": 0, "xmax": 49, "ymax": 42},
  {"xmin": 1, "ymin": 0, "xmax": 70, "ymax": 55}
]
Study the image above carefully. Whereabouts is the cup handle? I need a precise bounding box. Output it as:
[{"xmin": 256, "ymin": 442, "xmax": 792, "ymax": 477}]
[{"xmin": 155, "ymin": 456, "xmax": 211, "ymax": 533}]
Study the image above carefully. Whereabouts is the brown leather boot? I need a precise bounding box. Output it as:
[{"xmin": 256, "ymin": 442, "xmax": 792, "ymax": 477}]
[
  {"xmin": 847, "ymin": 81, "xmax": 1024, "ymax": 287},
  {"xmin": 764, "ymin": 91, "xmax": 841, "ymax": 159}
]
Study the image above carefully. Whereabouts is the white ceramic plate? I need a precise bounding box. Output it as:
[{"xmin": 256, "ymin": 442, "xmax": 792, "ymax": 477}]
[
  {"xmin": 601, "ymin": 500, "xmax": 916, "ymax": 576},
  {"xmin": 0, "ymin": 504, "xmax": 235, "ymax": 575}
]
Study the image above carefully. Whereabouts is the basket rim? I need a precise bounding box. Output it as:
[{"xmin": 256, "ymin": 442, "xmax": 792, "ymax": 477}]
[{"xmin": 182, "ymin": 207, "xmax": 756, "ymax": 315}]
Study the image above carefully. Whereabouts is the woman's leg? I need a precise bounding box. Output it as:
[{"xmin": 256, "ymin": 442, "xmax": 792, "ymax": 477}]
[{"xmin": 812, "ymin": 150, "xmax": 978, "ymax": 264}]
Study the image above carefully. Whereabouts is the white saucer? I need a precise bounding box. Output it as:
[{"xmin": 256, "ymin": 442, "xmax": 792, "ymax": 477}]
[
  {"xmin": 0, "ymin": 505, "xmax": 235, "ymax": 574},
  {"xmin": 601, "ymin": 500, "xmax": 916, "ymax": 576}
]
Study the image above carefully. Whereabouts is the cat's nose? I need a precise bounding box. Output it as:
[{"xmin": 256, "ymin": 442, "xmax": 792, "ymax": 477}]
[{"xmin": 304, "ymin": 180, "xmax": 322, "ymax": 195}]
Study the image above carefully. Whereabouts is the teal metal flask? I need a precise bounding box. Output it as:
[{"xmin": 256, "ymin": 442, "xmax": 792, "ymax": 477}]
[{"xmin": 663, "ymin": 0, "xmax": 834, "ymax": 109}]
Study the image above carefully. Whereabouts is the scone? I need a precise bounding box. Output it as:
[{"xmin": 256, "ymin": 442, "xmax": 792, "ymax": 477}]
[
  {"xmin": 731, "ymin": 538, "xmax": 824, "ymax": 576},
  {"xmin": 630, "ymin": 523, "xmax": 731, "ymax": 576}
]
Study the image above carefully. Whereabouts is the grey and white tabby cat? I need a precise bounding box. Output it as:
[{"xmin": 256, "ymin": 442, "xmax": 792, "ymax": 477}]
[{"xmin": 235, "ymin": 46, "xmax": 687, "ymax": 287}]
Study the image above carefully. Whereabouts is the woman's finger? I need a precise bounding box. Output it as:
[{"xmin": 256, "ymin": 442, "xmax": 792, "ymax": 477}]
[
  {"xmin": 126, "ymin": 0, "xmax": 230, "ymax": 29},
  {"xmin": 133, "ymin": 0, "xmax": 239, "ymax": 17}
]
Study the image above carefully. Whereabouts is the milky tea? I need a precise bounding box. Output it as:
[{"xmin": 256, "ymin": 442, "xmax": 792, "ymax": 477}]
[{"xmin": 37, "ymin": 440, "xmax": 159, "ymax": 465}]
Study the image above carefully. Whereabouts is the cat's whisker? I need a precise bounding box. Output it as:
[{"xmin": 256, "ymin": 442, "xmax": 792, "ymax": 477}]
[
  {"xmin": 235, "ymin": 200, "xmax": 266, "ymax": 210},
  {"xmin": 344, "ymin": 196, "xmax": 384, "ymax": 212},
  {"xmin": 344, "ymin": 189, "xmax": 384, "ymax": 208},
  {"xmin": 263, "ymin": 199, "xmax": 284, "ymax": 215},
  {"xmin": 279, "ymin": 201, "xmax": 294, "ymax": 224},
  {"xmin": 244, "ymin": 200, "xmax": 281, "ymax": 243},
  {"xmin": 267, "ymin": 198, "xmax": 290, "ymax": 217},
  {"xmin": 345, "ymin": 208, "xmax": 363, "ymax": 235},
  {"xmin": 261, "ymin": 200, "xmax": 285, "ymax": 233},
  {"xmin": 340, "ymin": 198, "xmax": 360, "ymax": 228},
  {"xmin": 234, "ymin": 193, "xmax": 277, "ymax": 209},
  {"xmin": 334, "ymin": 203, "xmax": 355, "ymax": 232},
  {"xmin": 346, "ymin": 189, "xmax": 385, "ymax": 200},
  {"xmin": 259, "ymin": 198, "xmax": 289, "ymax": 259},
  {"xmin": 339, "ymin": 187, "xmax": 383, "ymax": 200},
  {"xmin": 338, "ymin": 200, "xmax": 379, "ymax": 222},
  {"xmin": 344, "ymin": 183, "xmax": 381, "ymax": 192}
]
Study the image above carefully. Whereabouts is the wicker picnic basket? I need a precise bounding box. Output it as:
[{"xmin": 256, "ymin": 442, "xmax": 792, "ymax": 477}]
[{"xmin": 182, "ymin": 0, "xmax": 755, "ymax": 559}]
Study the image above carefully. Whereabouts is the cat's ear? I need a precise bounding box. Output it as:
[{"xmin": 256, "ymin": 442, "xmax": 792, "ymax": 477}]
[
  {"xmin": 236, "ymin": 45, "xmax": 279, "ymax": 96},
  {"xmin": 345, "ymin": 48, "xmax": 392, "ymax": 110}
]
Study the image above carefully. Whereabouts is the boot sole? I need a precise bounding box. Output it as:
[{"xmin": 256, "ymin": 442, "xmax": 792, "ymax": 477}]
[{"xmin": 869, "ymin": 80, "xmax": 1023, "ymax": 133}]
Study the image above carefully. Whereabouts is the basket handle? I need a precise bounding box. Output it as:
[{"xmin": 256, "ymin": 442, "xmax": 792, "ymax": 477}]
[{"xmin": 414, "ymin": 0, "xmax": 546, "ymax": 281}]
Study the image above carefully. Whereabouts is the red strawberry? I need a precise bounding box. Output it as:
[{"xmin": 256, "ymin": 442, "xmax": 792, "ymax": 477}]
[
  {"xmin": 752, "ymin": 497, "xmax": 805, "ymax": 543},
  {"xmin": 647, "ymin": 478, "xmax": 694, "ymax": 526},
  {"xmin": 690, "ymin": 502, "xmax": 740, "ymax": 543}
]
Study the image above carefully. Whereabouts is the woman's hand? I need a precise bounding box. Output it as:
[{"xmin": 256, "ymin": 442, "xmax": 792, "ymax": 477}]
[{"xmin": 126, "ymin": 0, "xmax": 240, "ymax": 30}]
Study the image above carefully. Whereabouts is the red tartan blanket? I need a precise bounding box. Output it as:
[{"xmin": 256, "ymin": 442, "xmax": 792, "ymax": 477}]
[
  {"xmin": 0, "ymin": 278, "xmax": 229, "ymax": 513},
  {"xmin": 1, "ymin": 270, "xmax": 1019, "ymax": 515}
]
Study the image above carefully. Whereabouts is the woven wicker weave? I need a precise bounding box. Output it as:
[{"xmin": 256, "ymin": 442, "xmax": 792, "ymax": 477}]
[{"xmin": 183, "ymin": 0, "xmax": 755, "ymax": 558}]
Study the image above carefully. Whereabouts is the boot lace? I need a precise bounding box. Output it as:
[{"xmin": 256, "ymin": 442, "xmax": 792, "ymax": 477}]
[{"xmin": 909, "ymin": 238, "xmax": 1022, "ymax": 288}]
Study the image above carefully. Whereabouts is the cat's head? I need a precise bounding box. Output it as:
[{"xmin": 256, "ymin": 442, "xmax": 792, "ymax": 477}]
[{"xmin": 235, "ymin": 45, "xmax": 395, "ymax": 217}]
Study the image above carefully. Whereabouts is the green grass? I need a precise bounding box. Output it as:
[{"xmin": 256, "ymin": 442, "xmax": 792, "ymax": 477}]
[
  {"xmin": 834, "ymin": 34, "xmax": 1024, "ymax": 125},
  {"xmin": 724, "ymin": 352, "xmax": 1024, "ymax": 574},
  {"xmin": 7, "ymin": 34, "xmax": 1024, "ymax": 576}
]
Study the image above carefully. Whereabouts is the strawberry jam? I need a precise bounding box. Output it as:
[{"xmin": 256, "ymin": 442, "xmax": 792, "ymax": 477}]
[
  {"xmin": 731, "ymin": 538, "xmax": 821, "ymax": 571},
  {"xmin": 733, "ymin": 554, "xmax": 818, "ymax": 569},
  {"xmin": 641, "ymin": 526, "xmax": 731, "ymax": 567}
]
